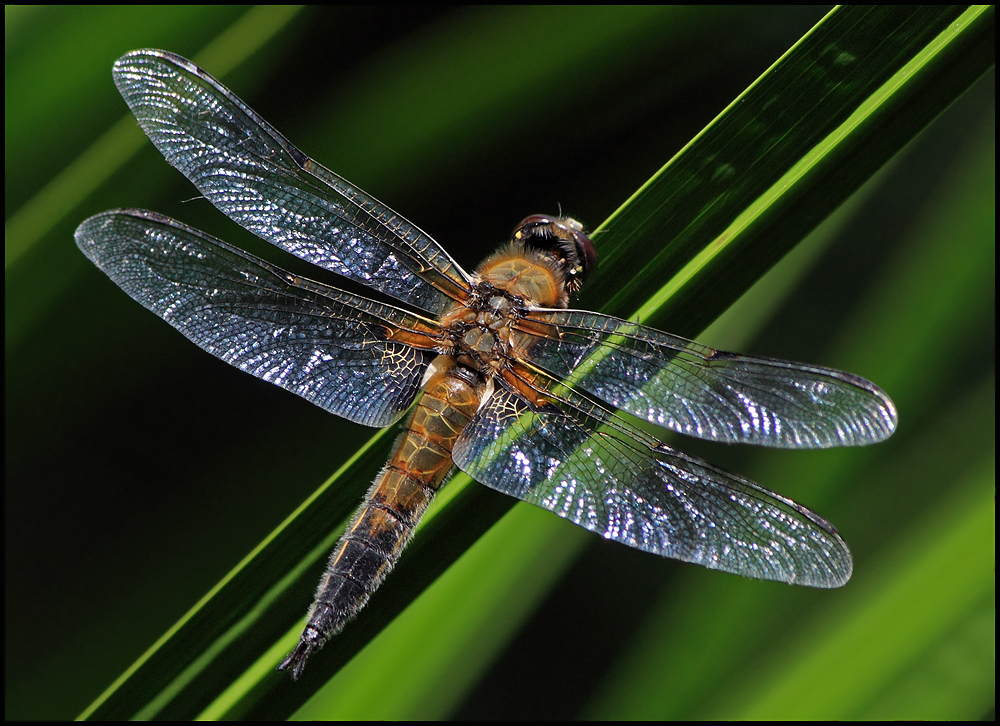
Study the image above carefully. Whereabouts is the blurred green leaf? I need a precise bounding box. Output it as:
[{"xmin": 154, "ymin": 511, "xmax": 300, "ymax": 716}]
[{"xmin": 4, "ymin": 5, "xmax": 992, "ymax": 721}]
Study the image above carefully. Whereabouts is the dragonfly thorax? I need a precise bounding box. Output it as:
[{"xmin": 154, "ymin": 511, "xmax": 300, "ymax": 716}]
[
  {"xmin": 474, "ymin": 241, "xmax": 575, "ymax": 309},
  {"xmin": 439, "ymin": 279, "xmax": 531, "ymax": 376}
]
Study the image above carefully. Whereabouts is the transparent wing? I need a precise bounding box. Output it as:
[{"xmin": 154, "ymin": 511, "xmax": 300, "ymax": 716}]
[
  {"xmin": 112, "ymin": 49, "xmax": 472, "ymax": 315},
  {"xmin": 453, "ymin": 370, "xmax": 852, "ymax": 587},
  {"xmin": 519, "ymin": 308, "xmax": 897, "ymax": 448},
  {"xmin": 75, "ymin": 210, "xmax": 442, "ymax": 427}
]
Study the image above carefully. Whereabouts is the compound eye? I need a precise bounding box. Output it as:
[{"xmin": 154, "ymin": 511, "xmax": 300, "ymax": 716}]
[
  {"xmin": 510, "ymin": 214, "xmax": 598, "ymax": 292},
  {"xmin": 572, "ymin": 226, "xmax": 598, "ymax": 283},
  {"xmin": 511, "ymin": 215, "xmax": 557, "ymax": 242}
]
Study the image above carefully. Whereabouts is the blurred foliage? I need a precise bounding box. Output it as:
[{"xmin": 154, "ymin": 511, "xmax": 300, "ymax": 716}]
[{"xmin": 4, "ymin": 5, "xmax": 993, "ymax": 720}]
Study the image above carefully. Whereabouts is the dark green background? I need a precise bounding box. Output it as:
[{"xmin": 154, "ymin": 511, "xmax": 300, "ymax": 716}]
[{"xmin": 5, "ymin": 6, "xmax": 993, "ymax": 719}]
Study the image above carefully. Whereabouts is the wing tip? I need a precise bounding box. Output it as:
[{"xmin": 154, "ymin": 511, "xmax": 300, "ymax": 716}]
[{"xmin": 113, "ymin": 48, "xmax": 187, "ymax": 71}]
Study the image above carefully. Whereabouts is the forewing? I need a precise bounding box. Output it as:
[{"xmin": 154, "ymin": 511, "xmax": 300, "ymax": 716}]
[
  {"xmin": 75, "ymin": 210, "xmax": 440, "ymax": 427},
  {"xmin": 452, "ymin": 375, "xmax": 852, "ymax": 587},
  {"xmin": 112, "ymin": 49, "xmax": 471, "ymax": 315},
  {"xmin": 520, "ymin": 309, "xmax": 897, "ymax": 448}
]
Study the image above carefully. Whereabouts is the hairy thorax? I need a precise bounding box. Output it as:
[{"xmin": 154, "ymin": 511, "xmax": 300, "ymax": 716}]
[{"xmin": 437, "ymin": 244, "xmax": 567, "ymax": 377}]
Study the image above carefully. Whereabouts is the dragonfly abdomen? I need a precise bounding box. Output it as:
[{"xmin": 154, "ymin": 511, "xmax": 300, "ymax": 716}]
[{"xmin": 279, "ymin": 356, "xmax": 485, "ymax": 678}]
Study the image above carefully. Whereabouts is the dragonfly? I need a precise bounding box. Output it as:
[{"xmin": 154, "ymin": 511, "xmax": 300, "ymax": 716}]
[{"xmin": 76, "ymin": 49, "xmax": 897, "ymax": 680}]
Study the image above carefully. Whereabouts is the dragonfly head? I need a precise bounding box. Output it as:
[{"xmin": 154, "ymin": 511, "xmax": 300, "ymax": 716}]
[{"xmin": 511, "ymin": 215, "xmax": 597, "ymax": 295}]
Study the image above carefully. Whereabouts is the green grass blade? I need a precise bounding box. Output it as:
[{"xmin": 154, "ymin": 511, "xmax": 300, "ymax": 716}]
[{"xmin": 4, "ymin": 5, "xmax": 992, "ymax": 721}]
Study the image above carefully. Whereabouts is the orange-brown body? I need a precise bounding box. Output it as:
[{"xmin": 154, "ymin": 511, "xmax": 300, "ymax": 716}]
[{"xmin": 282, "ymin": 247, "xmax": 567, "ymax": 672}]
